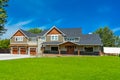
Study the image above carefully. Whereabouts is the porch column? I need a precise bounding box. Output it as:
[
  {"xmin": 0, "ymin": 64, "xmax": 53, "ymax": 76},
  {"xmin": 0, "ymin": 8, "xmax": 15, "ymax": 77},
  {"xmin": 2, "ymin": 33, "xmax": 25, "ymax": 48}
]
[
  {"xmin": 28, "ymin": 47, "xmax": 30, "ymax": 55},
  {"xmin": 37, "ymin": 37, "xmax": 43, "ymax": 57},
  {"xmin": 41, "ymin": 47, "xmax": 45, "ymax": 56},
  {"xmin": 58, "ymin": 46, "xmax": 61, "ymax": 55},
  {"xmin": 11, "ymin": 47, "xmax": 13, "ymax": 54},
  {"xmin": 59, "ymin": 49, "xmax": 61, "ymax": 55},
  {"xmin": 78, "ymin": 47, "xmax": 80, "ymax": 56},
  {"xmin": 18, "ymin": 47, "xmax": 20, "ymax": 55},
  {"xmin": 26, "ymin": 47, "xmax": 28, "ymax": 55}
]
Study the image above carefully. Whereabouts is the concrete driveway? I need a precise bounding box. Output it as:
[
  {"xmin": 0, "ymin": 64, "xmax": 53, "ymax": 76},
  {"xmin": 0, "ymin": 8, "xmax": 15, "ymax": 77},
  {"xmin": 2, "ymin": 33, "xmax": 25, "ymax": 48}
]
[{"xmin": 0, "ymin": 54, "xmax": 32, "ymax": 60}]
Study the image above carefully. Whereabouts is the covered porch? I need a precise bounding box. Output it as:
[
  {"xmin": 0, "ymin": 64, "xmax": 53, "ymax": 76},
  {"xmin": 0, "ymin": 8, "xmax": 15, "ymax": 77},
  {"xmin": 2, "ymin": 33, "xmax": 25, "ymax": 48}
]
[{"xmin": 42, "ymin": 42, "xmax": 102, "ymax": 56}]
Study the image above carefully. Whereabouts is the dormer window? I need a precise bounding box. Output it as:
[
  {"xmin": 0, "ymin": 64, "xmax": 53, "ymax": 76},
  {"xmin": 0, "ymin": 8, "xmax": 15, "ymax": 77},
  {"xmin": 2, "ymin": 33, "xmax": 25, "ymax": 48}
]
[
  {"xmin": 51, "ymin": 35, "xmax": 58, "ymax": 41},
  {"xmin": 15, "ymin": 36, "xmax": 23, "ymax": 41}
]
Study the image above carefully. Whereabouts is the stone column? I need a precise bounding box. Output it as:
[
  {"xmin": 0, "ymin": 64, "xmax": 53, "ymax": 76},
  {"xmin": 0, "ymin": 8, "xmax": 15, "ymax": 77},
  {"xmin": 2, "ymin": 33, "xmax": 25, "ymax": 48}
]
[
  {"xmin": 37, "ymin": 37, "xmax": 43, "ymax": 57},
  {"xmin": 11, "ymin": 47, "xmax": 13, "ymax": 54},
  {"xmin": 18, "ymin": 47, "xmax": 20, "ymax": 55},
  {"xmin": 58, "ymin": 49, "xmax": 61, "ymax": 55},
  {"xmin": 58, "ymin": 46, "xmax": 61, "ymax": 55},
  {"xmin": 78, "ymin": 47, "xmax": 80, "ymax": 56}
]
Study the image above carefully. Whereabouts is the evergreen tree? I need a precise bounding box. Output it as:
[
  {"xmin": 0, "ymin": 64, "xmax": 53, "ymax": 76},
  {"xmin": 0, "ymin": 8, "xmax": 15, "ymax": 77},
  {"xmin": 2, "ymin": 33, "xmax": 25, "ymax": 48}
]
[{"xmin": 0, "ymin": 0, "xmax": 8, "ymax": 35}]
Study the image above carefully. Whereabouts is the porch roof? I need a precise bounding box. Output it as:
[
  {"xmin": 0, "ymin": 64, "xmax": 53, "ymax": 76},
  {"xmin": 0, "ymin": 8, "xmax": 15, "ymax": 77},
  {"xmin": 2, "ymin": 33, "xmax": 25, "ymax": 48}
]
[{"xmin": 42, "ymin": 42, "xmax": 61, "ymax": 45}]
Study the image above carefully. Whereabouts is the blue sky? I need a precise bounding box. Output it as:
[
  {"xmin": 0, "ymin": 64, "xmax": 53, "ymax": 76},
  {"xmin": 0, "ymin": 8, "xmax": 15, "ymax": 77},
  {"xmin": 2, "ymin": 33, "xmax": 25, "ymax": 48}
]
[{"xmin": 2, "ymin": 0, "xmax": 120, "ymax": 38}]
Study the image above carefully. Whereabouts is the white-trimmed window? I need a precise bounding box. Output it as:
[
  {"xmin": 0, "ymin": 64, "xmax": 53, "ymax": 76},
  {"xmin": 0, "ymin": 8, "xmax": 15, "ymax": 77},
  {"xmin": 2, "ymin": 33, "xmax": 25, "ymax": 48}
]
[
  {"xmin": 15, "ymin": 36, "xmax": 23, "ymax": 41},
  {"xmin": 51, "ymin": 35, "xmax": 58, "ymax": 41}
]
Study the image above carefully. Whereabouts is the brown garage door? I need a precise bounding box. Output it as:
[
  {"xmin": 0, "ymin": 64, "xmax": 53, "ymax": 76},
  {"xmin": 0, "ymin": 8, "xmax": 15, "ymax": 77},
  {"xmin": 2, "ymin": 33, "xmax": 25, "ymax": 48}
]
[
  {"xmin": 20, "ymin": 48, "xmax": 26, "ymax": 54},
  {"xmin": 30, "ymin": 48, "xmax": 36, "ymax": 55},
  {"xmin": 13, "ymin": 48, "xmax": 18, "ymax": 54}
]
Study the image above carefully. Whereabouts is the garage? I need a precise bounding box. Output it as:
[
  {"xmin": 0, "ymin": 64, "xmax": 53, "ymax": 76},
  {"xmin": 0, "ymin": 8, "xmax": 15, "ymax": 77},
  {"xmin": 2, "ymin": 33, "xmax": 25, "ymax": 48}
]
[
  {"xmin": 30, "ymin": 48, "xmax": 36, "ymax": 55},
  {"xmin": 20, "ymin": 48, "xmax": 26, "ymax": 54},
  {"xmin": 12, "ymin": 47, "xmax": 18, "ymax": 54}
]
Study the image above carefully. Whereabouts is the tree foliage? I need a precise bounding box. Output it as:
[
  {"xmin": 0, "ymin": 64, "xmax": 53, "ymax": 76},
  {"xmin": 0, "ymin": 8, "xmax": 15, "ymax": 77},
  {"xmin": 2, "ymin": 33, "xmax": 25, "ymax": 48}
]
[
  {"xmin": 93, "ymin": 27, "xmax": 120, "ymax": 47},
  {"xmin": 114, "ymin": 36, "xmax": 120, "ymax": 47},
  {"xmin": 0, "ymin": 0, "xmax": 8, "ymax": 35},
  {"xmin": 27, "ymin": 28, "xmax": 42, "ymax": 34},
  {"xmin": 0, "ymin": 39, "xmax": 10, "ymax": 49}
]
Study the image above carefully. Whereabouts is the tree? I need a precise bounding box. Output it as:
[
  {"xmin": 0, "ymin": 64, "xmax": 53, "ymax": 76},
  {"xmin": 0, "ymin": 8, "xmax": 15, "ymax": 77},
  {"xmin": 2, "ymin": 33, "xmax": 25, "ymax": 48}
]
[
  {"xmin": 27, "ymin": 28, "xmax": 42, "ymax": 34},
  {"xmin": 0, "ymin": 0, "xmax": 8, "ymax": 35},
  {"xmin": 0, "ymin": 39, "xmax": 10, "ymax": 49},
  {"xmin": 93, "ymin": 27, "xmax": 115, "ymax": 47},
  {"xmin": 114, "ymin": 36, "xmax": 120, "ymax": 47}
]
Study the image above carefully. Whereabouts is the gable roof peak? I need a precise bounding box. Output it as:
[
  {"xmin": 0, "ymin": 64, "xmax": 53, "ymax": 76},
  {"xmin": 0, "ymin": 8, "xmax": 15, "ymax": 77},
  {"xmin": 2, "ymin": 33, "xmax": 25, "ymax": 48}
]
[{"xmin": 43, "ymin": 26, "xmax": 66, "ymax": 36}]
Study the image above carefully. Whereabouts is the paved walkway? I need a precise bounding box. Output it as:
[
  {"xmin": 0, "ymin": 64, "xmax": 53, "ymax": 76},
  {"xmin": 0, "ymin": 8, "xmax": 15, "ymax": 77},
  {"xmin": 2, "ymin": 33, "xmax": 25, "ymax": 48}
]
[{"xmin": 0, "ymin": 54, "xmax": 32, "ymax": 60}]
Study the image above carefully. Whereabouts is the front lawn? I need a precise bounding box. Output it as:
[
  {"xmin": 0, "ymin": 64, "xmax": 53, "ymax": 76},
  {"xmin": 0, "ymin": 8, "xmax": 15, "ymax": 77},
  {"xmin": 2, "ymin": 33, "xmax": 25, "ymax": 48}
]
[{"xmin": 0, "ymin": 56, "xmax": 120, "ymax": 80}]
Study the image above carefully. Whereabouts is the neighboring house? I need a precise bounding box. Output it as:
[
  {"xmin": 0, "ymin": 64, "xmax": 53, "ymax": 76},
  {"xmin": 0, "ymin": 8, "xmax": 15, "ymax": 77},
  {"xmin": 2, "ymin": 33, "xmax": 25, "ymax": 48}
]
[{"xmin": 10, "ymin": 26, "xmax": 103, "ymax": 56}]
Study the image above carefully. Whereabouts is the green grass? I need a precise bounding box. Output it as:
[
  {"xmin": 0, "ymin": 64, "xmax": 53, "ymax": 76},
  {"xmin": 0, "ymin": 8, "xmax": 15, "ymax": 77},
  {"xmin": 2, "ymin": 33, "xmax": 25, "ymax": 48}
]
[{"xmin": 0, "ymin": 56, "xmax": 120, "ymax": 80}]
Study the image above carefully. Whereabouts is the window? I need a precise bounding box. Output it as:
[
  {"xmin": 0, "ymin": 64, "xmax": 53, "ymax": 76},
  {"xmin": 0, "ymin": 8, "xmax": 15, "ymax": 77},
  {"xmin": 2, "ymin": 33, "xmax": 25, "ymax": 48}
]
[
  {"xmin": 51, "ymin": 47, "xmax": 58, "ymax": 51},
  {"xmin": 85, "ymin": 47, "xmax": 93, "ymax": 52},
  {"xmin": 51, "ymin": 35, "xmax": 58, "ymax": 41},
  {"xmin": 15, "ymin": 36, "xmax": 23, "ymax": 41}
]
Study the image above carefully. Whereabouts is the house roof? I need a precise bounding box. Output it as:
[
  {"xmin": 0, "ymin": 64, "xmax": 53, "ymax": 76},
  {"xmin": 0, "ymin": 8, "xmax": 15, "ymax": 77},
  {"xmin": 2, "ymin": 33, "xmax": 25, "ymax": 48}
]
[
  {"xmin": 37, "ymin": 30, "xmax": 47, "ymax": 36},
  {"xmin": 20, "ymin": 29, "xmax": 38, "ymax": 37},
  {"xmin": 12, "ymin": 27, "xmax": 102, "ymax": 46},
  {"xmin": 60, "ymin": 28, "xmax": 82, "ymax": 37},
  {"xmin": 38, "ymin": 28, "xmax": 82, "ymax": 37},
  {"xmin": 79, "ymin": 34, "xmax": 102, "ymax": 45},
  {"xmin": 42, "ymin": 34, "xmax": 102, "ymax": 46},
  {"xmin": 42, "ymin": 42, "xmax": 61, "ymax": 45}
]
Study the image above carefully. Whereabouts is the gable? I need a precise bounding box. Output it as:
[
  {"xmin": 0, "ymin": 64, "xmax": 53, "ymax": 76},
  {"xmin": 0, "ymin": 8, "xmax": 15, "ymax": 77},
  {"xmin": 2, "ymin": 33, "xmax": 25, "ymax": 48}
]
[
  {"xmin": 13, "ymin": 30, "xmax": 25, "ymax": 36},
  {"xmin": 60, "ymin": 42, "xmax": 79, "ymax": 46},
  {"xmin": 47, "ymin": 28, "xmax": 62, "ymax": 35}
]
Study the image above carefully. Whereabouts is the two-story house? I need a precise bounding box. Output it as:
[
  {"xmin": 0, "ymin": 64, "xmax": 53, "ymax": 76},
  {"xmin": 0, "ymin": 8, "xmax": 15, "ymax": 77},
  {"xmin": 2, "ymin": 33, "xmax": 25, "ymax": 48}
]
[{"xmin": 10, "ymin": 26, "xmax": 103, "ymax": 56}]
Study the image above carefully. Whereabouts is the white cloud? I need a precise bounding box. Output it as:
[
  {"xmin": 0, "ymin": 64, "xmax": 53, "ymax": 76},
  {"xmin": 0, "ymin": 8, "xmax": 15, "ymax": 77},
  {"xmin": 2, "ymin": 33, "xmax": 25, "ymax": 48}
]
[
  {"xmin": 1, "ymin": 20, "xmax": 33, "ymax": 39},
  {"xmin": 113, "ymin": 27, "xmax": 120, "ymax": 33},
  {"xmin": 0, "ymin": 18, "xmax": 63, "ymax": 39}
]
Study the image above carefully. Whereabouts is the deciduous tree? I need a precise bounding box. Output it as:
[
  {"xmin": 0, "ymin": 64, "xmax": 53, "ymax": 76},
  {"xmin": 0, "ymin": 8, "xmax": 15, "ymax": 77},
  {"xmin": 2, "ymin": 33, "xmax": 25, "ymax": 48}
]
[
  {"xmin": 93, "ymin": 27, "xmax": 115, "ymax": 47},
  {"xmin": 27, "ymin": 28, "xmax": 42, "ymax": 34}
]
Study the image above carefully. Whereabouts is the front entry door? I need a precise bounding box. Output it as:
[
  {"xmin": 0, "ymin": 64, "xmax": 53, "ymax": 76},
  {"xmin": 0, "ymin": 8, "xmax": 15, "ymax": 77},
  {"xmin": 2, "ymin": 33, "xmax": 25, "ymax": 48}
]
[{"xmin": 67, "ymin": 46, "xmax": 74, "ymax": 54}]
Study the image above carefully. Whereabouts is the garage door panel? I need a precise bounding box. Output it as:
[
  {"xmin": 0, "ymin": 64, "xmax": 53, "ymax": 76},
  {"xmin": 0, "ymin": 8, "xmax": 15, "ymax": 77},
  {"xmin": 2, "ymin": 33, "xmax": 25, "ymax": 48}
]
[
  {"xmin": 20, "ymin": 48, "xmax": 26, "ymax": 54},
  {"xmin": 30, "ymin": 48, "xmax": 36, "ymax": 55},
  {"xmin": 13, "ymin": 48, "xmax": 18, "ymax": 54}
]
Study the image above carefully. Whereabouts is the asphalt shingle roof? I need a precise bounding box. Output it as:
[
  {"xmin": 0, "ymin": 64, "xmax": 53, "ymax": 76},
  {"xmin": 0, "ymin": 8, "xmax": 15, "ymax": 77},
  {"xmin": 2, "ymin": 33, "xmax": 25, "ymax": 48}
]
[
  {"xmin": 38, "ymin": 28, "xmax": 82, "ymax": 37},
  {"xmin": 19, "ymin": 28, "xmax": 102, "ymax": 45},
  {"xmin": 79, "ymin": 34, "xmax": 102, "ymax": 45},
  {"xmin": 42, "ymin": 42, "xmax": 61, "ymax": 45},
  {"xmin": 20, "ymin": 29, "xmax": 37, "ymax": 37},
  {"xmin": 60, "ymin": 28, "xmax": 82, "ymax": 37}
]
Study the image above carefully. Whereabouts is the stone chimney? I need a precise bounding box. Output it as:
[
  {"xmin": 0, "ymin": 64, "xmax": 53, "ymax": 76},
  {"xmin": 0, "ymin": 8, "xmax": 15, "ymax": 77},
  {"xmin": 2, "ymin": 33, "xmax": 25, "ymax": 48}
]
[{"xmin": 37, "ymin": 37, "xmax": 43, "ymax": 57}]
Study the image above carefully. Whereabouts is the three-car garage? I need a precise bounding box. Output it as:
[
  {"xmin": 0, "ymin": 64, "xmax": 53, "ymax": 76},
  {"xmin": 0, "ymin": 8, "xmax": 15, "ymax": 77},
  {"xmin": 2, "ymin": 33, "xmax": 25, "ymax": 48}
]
[{"xmin": 11, "ymin": 46, "xmax": 37, "ymax": 55}]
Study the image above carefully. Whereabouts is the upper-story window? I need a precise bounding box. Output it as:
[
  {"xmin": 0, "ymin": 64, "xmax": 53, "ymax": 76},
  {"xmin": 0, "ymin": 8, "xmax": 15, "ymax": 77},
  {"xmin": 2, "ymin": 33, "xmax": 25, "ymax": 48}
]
[
  {"xmin": 15, "ymin": 36, "xmax": 23, "ymax": 41},
  {"xmin": 51, "ymin": 35, "xmax": 58, "ymax": 41}
]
